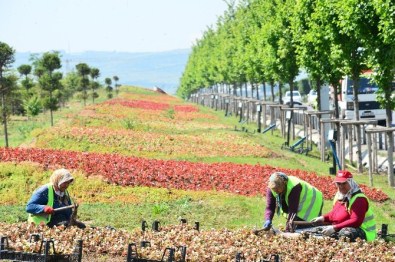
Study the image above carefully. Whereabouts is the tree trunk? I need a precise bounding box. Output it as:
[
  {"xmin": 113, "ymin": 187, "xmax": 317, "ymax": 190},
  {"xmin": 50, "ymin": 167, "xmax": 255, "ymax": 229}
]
[
  {"xmin": 255, "ymin": 83, "xmax": 259, "ymax": 100},
  {"xmin": 48, "ymin": 91, "xmax": 54, "ymax": 127},
  {"xmin": 387, "ymin": 131, "xmax": 395, "ymax": 187},
  {"xmin": 315, "ymin": 79, "xmax": 321, "ymax": 111},
  {"xmin": 50, "ymin": 109, "xmax": 54, "ymax": 127},
  {"xmin": 244, "ymin": 83, "xmax": 248, "ymax": 97},
  {"xmin": 83, "ymin": 88, "xmax": 87, "ymax": 106},
  {"xmin": 262, "ymin": 82, "xmax": 267, "ymax": 101},
  {"xmin": 279, "ymin": 82, "xmax": 283, "ymax": 105},
  {"xmin": 1, "ymin": 93, "xmax": 8, "ymax": 147},
  {"xmin": 289, "ymin": 81, "xmax": 294, "ymax": 108},
  {"xmin": 333, "ymin": 83, "xmax": 340, "ymax": 119},
  {"xmin": 351, "ymin": 65, "xmax": 363, "ymax": 173},
  {"xmin": 385, "ymin": 89, "xmax": 393, "ymax": 128},
  {"xmin": 270, "ymin": 80, "xmax": 275, "ymax": 102}
]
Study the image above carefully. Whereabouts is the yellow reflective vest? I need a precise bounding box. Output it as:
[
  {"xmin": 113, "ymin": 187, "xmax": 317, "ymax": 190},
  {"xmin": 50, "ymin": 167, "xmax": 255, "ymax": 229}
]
[
  {"xmin": 272, "ymin": 176, "xmax": 323, "ymax": 221},
  {"xmin": 28, "ymin": 183, "xmax": 72, "ymax": 225},
  {"xmin": 348, "ymin": 193, "xmax": 376, "ymax": 242}
]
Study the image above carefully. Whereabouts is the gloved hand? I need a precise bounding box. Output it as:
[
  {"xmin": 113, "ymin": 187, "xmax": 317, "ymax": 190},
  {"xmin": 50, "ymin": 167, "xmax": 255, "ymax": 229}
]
[
  {"xmin": 322, "ymin": 226, "xmax": 335, "ymax": 236},
  {"xmin": 263, "ymin": 220, "xmax": 272, "ymax": 231},
  {"xmin": 43, "ymin": 205, "xmax": 55, "ymax": 215},
  {"xmin": 311, "ymin": 216, "xmax": 324, "ymax": 224}
]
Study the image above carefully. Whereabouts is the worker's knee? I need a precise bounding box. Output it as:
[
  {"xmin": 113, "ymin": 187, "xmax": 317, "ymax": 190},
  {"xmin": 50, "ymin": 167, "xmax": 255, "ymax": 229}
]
[
  {"xmin": 73, "ymin": 220, "xmax": 86, "ymax": 229},
  {"xmin": 338, "ymin": 227, "xmax": 366, "ymax": 241}
]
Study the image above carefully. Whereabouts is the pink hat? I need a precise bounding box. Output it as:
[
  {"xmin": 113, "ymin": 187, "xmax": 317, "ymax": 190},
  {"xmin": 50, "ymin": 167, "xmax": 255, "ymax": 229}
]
[{"xmin": 334, "ymin": 170, "xmax": 352, "ymax": 183}]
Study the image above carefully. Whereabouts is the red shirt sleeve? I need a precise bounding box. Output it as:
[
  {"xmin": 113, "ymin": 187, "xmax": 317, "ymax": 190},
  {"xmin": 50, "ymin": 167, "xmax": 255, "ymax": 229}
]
[{"xmin": 323, "ymin": 197, "xmax": 368, "ymax": 231}]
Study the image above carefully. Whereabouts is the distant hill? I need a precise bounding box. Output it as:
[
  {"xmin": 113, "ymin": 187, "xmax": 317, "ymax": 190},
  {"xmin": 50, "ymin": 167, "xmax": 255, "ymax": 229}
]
[{"xmin": 13, "ymin": 49, "xmax": 191, "ymax": 95}]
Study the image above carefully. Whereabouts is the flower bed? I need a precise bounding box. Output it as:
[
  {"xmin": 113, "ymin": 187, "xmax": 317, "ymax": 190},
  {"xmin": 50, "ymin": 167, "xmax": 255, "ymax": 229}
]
[{"xmin": 0, "ymin": 147, "xmax": 389, "ymax": 202}]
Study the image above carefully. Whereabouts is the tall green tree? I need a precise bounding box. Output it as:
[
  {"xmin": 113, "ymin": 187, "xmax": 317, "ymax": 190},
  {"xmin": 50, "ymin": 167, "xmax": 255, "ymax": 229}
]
[
  {"xmin": 76, "ymin": 63, "xmax": 90, "ymax": 106},
  {"xmin": 243, "ymin": 0, "xmax": 269, "ymax": 100},
  {"xmin": 113, "ymin": 75, "xmax": 119, "ymax": 95},
  {"xmin": 293, "ymin": 0, "xmax": 343, "ymax": 112},
  {"xmin": 332, "ymin": 0, "xmax": 378, "ymax": 172},
  {"xmin": 273, "ymin": 0, "xmax": 299, "ymax": 107},
  {"xmin": 258, "ymin": 0, "xmax": 285, "ymax": 103},
  {"xmin": 17, "ymin": 64, "xmax": 34, "ymax": 93},
  {"xmin": 334, "ymin": 0, "xmax": 371, "ymax": 120},
  {"xmin": 61, "ymin": 71, "xmax": 79, "ymax": 105},
  {"xmin": 90, "ymin": 68, "xmax": 100, "ymax": 103},
  {"xmin": 367, "ymin": 0, "xmax": 395, "ymax": 127},
  {"xmin": 34, "ymin": 52, "xmax": 63, "ymax": 127},
  {"xmin": 0, "ymin": 42, "xmax": 15, "ymax": 147},
  {"xmin": 105, "ymin": 77, "xmax": 113, "ymax": 98},
  {"xmin": 365, "ymin": 0, "xmax": 395, "ymax": 186},
  {"xmin": 17, "ymin": 64, "xmax": 35, "ymax": 115}
]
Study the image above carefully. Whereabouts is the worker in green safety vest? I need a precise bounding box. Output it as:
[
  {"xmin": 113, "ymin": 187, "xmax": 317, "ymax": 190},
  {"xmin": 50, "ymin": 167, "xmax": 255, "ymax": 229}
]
[
  {"xmin": 26, "ymin": 168, "xmax": 85, "ymax": 229},
  {"xmin": 311, "ymin": 170, "xmax": 376, "ymax": 242},
  {"xmin": 263, "ymin": 172, "xmax": 324, "ymax": 232}
]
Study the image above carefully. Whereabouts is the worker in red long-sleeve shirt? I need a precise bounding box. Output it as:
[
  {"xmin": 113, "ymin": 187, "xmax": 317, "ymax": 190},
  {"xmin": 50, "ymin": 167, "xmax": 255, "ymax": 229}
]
[{"xmin": 311, "ymin": 170, "xmax": 376, "ymax": 242}]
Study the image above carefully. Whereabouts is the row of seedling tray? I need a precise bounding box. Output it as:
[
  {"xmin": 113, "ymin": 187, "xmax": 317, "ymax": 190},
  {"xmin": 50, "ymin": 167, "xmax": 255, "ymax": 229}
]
[
  {"xmin": 1, "ymin": 218, "xmax": 283, "ymax": 262},
  {"xmin": 129, "ymin": 219, "xmax": 280, "ymax": 262},
  {"xmin": 0, "ymin": 235, "xmax": 82, "ymax": 262}
]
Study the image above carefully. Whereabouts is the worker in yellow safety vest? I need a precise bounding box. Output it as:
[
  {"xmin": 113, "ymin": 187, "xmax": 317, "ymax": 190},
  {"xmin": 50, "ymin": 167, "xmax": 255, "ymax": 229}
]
[
  {"xmin": 263, "ymin": 172, "xmax": 324, "ymax": 232},
  {"xmin": 26, "ymin": 168, "xmax": 85, "ymax": 229}
]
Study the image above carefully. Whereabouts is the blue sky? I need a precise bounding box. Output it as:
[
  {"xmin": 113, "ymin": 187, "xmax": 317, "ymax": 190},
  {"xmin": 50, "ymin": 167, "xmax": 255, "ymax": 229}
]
[{"xmin": 0, "ymin": 0, "xmax": 229, "ymax": 53}]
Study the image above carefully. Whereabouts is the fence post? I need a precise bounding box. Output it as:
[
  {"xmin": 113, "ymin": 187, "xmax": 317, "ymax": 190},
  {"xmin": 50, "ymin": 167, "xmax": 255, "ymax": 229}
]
[{"xmin": 367, "ymin": 132, "xmax": 373, "ymax": 186}]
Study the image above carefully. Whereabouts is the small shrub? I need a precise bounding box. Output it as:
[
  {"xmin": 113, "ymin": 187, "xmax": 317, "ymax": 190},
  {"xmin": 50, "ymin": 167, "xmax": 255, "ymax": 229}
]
[
  {"xmin": 164, "ymin": 108, "xmax": 175, "ymax": 119},
  {"xmin": 152, "ymin": 203, "xmax": 169, "ymax": 215},
  {"xmin": 123, "ymin": 119, "xmax": 136, "ymax": 130},
  {"xmin": 23, "ymin": 96, "xmax": 42, "ymax": 117}
]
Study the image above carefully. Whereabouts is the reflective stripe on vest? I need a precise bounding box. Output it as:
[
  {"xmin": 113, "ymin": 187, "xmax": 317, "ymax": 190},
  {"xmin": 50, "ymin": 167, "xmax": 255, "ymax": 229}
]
[
  {"xmin": 28, "ymin": 183, "xmax": 54, "ymax": 225},
  {"xmin": 272, "ymin": 176, "xmax": 323, "ymax": 221},
  {"xmin": 348, "ymin": 193, "xmax": 376, "ymax": 242}
]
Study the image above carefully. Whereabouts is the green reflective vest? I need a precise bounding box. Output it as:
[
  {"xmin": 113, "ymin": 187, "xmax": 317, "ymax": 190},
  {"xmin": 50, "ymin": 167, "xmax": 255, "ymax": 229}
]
[
  {"xmin": 28, "ymin": 184, "xmax": 54, "ymax": 225},
  {"xmin": 272, "ymin": 176, "xmax": 323, "ymax": 221},
  {"xmin": 28, "ymin": 184, "xmax": 72, "ymax": 225},
  {"xmin": 348, "ymin": 193, "xmax": 376, "ymax": 242}
]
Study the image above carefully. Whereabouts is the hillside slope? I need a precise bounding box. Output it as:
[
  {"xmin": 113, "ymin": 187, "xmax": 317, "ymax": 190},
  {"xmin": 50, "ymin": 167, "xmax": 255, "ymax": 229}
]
[{"xmin": 0, "ymin": 86, "xmax": 393, "ymax": 261}]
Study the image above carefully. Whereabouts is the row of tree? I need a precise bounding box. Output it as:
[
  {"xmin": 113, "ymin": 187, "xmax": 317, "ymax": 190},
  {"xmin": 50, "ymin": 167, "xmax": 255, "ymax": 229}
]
[
  {"xmin": 177, "ymin": 0, "xmax": 395, "ymax": 127},
  {"xmin": 0, "ymin": 41, "xmax": 120, "ymax": 147}
]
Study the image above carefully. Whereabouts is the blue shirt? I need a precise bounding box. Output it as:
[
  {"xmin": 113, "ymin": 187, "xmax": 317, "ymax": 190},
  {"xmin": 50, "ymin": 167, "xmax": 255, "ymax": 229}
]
[{"xmin": 26, "ymin": 185, "xmax": 73, "ymax": 227}]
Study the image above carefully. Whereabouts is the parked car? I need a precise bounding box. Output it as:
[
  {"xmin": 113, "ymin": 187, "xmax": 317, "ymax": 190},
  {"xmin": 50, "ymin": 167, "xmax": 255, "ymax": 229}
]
[
  {"xmin": 307, "ymin": 90, "xmax": 317, "ymax": 105},
  {"xmin": 283, "ymin": 91, "xmax": 302, "ymax": 105}
]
